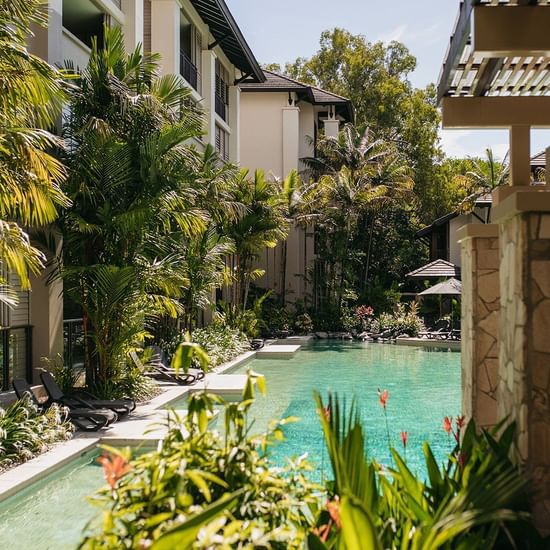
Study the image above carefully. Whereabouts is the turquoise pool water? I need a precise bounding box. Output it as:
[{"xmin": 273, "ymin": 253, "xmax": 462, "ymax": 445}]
[
  {"xmin": 171, "ymin": 341, "xmax": 461, "ymax": 476},
  {"xmin": 0, "ymin": 449, "xmax": 104, "ymax": 550}
]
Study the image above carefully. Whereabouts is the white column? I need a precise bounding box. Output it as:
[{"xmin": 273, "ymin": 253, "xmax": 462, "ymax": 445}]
[
  {"xmin": 282, "ymin": 105, "xmax": 300, "ymax": 175},
  {"xmin": 324, "ymin": 107, "xmax": 340, "ymax": 137},
  {"xmin": 28, "ymin": 0, "xmax": 63, "ymax": 66},
  {"xmin": 151, "ymin": 0, "xmax": 180, "ymax": 75},
  {"xmin": 201, "ymin": 49, "xmax": 216, "ymax": 146},
  {"xmin": 509, "ymin": 125, "xmax": 531, "ymax": 186},
  {"xmin": 122, "ymin": 0, "xmax": 144, "ymax": 53},
  {"xmin": 228, "ymin": 85, "xmax": 240, "ymax": 163}
]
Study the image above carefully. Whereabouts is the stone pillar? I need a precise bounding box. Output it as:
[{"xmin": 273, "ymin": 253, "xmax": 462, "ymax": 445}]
[
  {"xmin": 324, "ymin": 108, "xmax": 340, "ymax": 138},
  {"xmin": 493, "ymin": 188, "xmax": 550, "ymax": 532},
  {"xmin": 122, "ymin": 0, "xmax": 144, "ymax": 53},
  {"xmin": 151, "ymin": 0, "xmax": 180, "ymax": 75},
  {"xmin": 458, "ymin": 224, "xmax": 500, "ymax": 428}
]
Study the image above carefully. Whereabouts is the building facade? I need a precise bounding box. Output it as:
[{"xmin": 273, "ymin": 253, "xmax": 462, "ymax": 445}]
[{"xmin": 239, "ymin": 70, "xmax": 353, "ymax": 305}]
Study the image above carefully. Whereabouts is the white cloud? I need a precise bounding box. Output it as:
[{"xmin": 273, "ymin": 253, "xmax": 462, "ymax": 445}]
[
  {"xmin": 376, "ymin": 24, "xmax": 408, "ymax": 44},
  {"xmin": 439, "ymin": 130, "xmax": 474, "ymax": 158},
  {"xmin": 440, "ymin": 129, "xmax": 511, "ymax": 159}
]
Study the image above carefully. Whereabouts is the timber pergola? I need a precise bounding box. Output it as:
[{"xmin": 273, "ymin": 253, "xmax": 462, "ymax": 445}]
[{"xmin": 438, "ymin": 1, "xmax": 550, "ymax": 188}]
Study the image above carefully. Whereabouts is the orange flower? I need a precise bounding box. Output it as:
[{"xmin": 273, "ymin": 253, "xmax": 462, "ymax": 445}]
[
  {"xmin": 401, "ymin": 431, "xmax": 408, "ymax": 448},
  {"xmin": 443, "ymin": 416, "xmax": 453, "ymax": 434},
  {"xmin": 323, "ymin": 404, "xmax": 331, "ymax": 423},
  {"xmin": 327, "ymin": 496, "xmax": 341, "ymax": 529},
  {"xmin": 98, "ymin": 453, "xmax": 131, "ymax": 489},
  {"xmin": 377, "ymin": 388, "xmax": 389, "ymax": 410}
]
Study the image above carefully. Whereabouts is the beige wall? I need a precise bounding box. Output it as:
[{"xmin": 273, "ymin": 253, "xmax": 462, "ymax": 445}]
[{"xmin": 240, "ymin": 92, "xmax": 287, "ymax": 178}]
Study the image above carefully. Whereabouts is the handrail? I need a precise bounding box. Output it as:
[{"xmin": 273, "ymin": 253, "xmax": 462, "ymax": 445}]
[
  {"xmin": 180, "ymin": 50, "xmax": 199, "ymax": 91},
  {"xmin": 0, "ymin": 325, "xmax": 33, "ymax": 391}
]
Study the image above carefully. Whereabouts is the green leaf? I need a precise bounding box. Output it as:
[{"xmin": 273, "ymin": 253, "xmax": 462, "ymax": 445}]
[
  {"xmin": 151, "ymin": 490, "xmax": 242, "ymax": 550},
  {"xmin": 339, "ymin": 495, "xmax": 382, "ymax": 550}
]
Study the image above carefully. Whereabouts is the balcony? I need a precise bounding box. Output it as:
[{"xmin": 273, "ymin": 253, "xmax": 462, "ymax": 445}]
[
  {"xmin": 0, "ymin": 325, "xmax": 32, "ymax": 390},
  {"xmin": 180, "ymin": 50, "xmax": 199, "ymax": 92}
]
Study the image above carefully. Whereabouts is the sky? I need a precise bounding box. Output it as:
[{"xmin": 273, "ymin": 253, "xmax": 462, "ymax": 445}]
[{"xmin": 226, "ymin": 0, "xmax": 550, "ymax": 160}]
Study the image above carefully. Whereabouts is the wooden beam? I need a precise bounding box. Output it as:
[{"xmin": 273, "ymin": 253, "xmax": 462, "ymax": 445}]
[
  {"xmin": 442, "ymin": 96, "xmax": 550, "ymax": 128},
  {"xmin": 472, "ymin": 58, "xmax": 503, "ymax": 96},
  {"xmin": 437, "ymin": 0, "xmax": 475, "ymax": 103},
  {"xmin": 473, "ymin": 5, "xmax": 550, "ymax": 57}
]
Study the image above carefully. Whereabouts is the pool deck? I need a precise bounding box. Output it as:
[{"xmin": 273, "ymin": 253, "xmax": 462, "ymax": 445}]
[
  {"xmin": 395, "ymin": 337, "xmax": 461, "ymax": 352},
  {"xmin": 0, "ymin": 346, "xmax": 266, "ymax": 501},
  {"xmin": 256, "ymin": 344, "xmax": 301, "ymax": 359}
]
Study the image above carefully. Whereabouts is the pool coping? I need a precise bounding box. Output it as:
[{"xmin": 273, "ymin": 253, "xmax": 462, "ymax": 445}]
[
  {"xmin": 0, "ymin": 348, "xmax": 259, "ymax": 502},
  {"xmin": 395, "ymin": 337, "xmax": 461, "ymax": 352}
]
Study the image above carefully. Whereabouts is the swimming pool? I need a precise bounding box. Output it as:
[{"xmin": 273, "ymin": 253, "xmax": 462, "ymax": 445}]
[
  {"xmin": 169, "ymin": 341, "xmax": 461, "ymax": 476},
  {"xmin": 0, "ymin": 449, "xmax": 104, "ymax": 550}
]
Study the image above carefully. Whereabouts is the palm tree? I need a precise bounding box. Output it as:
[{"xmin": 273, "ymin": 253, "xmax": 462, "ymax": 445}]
[
  {"xmin": 223, "ymin": 170, "xmax": 288, "ymax": 310},
  {"xmin": 457, "ymin": 148, "xmax": 508, "ymax": 222},
  {"xmin": 0, "ymin": 0, "xmax": 69, "ymax": 305},
  {"xmin": 60, "ymin": 26, "xmax": 207, "ymax": 386},
  {"xmin": 302, "ymin": 125, "xmax": 414, "ymax": 308}
]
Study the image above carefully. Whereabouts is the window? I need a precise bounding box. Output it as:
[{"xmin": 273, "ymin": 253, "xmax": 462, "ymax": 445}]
[
  {"xmin": 215, "ymin": 59, "xmax": 230, "ymax": 121},
  {"xmin": 180, "ymin": 15, "xmax": 202, "ymax": 92},
  {"xmin": 215, "ymin": 125, "xmax": 229, "ymax": 162}
]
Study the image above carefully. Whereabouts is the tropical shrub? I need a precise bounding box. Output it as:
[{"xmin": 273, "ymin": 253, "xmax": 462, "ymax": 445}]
[
  {"xmin": 295, "ymin": 312, "xmax": 314, "ymax": 334},
  {"xmin": 80, "ymin": 383, "xmax": 320, "ymax": 549},
  {"xmin": 311, "ymin": 394, "xmax": 545, "ymax": 549},
  {"xmin": 0, "ymin": 397, "xmax": 74, "ymax": 472},
  {"xmin": 190, "ymin": 325, "xmax": 250, "ymax": 368}
]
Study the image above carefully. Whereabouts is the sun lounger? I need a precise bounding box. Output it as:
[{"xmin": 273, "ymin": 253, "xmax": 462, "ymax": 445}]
[
  {"xmin": 40, "ymin": 371, "xmax": 134, "ymax": 418},
  {"xmin": 148, "ymin": 345, "xmax": 206, "ymax": 381},
  {"xmin": 130, "ymin": 350, "xmax": 197, "ymax": 386},
  {"xmin": 13, "ymin": 378, "xmax": 113, "ymax": 431}
]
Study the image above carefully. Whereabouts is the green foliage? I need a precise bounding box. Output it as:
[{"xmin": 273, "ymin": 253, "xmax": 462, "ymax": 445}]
[
  {"xmin": 190, "ymin": 325, "xmax": 251, "ymax": 368},
  {"xmin": 313, "ymin": 394, "xmax": 544, "ymax": 549},
  {"xmin": 369, "ymin": 302, "xmax": 425, "ymax": 336},
  {"xmin": 171, "ymin": 332, "xmax": 211, "ymax": 374},
  {"xmin": 80, "ymin": 385, "xmax": 320, "ymax": 549},
  {"xmin": 0, "ymin": 0, "xmax": 69, "ymax": 305},
  {"xmin": 0, "ymin": 397, "xmax": 74, "ymax": 472}
]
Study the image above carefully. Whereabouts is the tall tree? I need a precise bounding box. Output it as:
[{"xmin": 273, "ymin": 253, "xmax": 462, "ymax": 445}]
[
  {"xmin": 0, "ymin": 0, "xmax": 68, "ymax": 305},
  {"xmin": 60, "ymin": 26, "xmax": 206, "ymax": 385},
  {"xmin": 282, "ymin": 28, "xmax": 447, "ymax": 222}
]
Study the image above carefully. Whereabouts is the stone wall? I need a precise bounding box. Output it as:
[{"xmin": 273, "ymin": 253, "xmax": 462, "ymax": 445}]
[
  {"xmin": 460, "ymin": 226, "xmax": 500, "ymax": 428},
  {"xmin": 498, "ymin": 211, "xmax": 550, "ymax": 530}
]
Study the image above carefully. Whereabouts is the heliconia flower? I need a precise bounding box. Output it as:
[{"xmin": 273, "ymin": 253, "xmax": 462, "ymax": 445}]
[
  {"xmin": 401, "ymin": 431, "xmax": 408, "ymax": 448},
  {"xmin": 443, "ymin": 416, "xmax": 453, "ymax": 434},
  {"xmin": 377, "ymin": 388, "xmax": 389, "ymax": 409},
  {"xmin": 327, "ymin": 496, "xmax": 341, "ymax": 529},
  {"xmin": 456, "ymin": 415, "xmax": 465, "ymax": 431},
  {"xmin": 98, "ymin": 453, "xmax": 131, "ymax": 489}
]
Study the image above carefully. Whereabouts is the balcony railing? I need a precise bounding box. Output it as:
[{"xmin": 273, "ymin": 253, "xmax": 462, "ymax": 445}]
[
  {"xmin": 63, "ymin": 318, "xmax": 85, "ymax": 370},
  {"xmin": 0, "ymin": 325, "xmax": 32, "ymax": 390},
  {"xmin": 180, "ymin": 50, "xmax": 199, "ymax": 92}
]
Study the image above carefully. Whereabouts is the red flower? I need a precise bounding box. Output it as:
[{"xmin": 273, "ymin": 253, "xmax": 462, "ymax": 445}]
[
  {"xmin": 401, "ymin": 431, "xmax": 408, "ymax": 448},
  {"xmin": 443, "ymin": 416, "xmax": 453, "ymax": 434},
  {"xmin": 456, "ymin": 415, "xmax": 465, "ymax": 431},
  {"xmin": 327, "ymin": 496, "xmax": 341, "ymax": 529},
  {"xmin": 98, "ymin": 453, "xmax": 131, "ymax": 489},
  {"xmin": 378, "ymin": 388, "xmax": 389, "ymax": 410}
]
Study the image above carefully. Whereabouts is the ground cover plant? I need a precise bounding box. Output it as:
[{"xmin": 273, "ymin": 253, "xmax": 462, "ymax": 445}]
[
  {"xmin": 0, "ymin": 397, "xmax": 74, "ymax": 472},
  {"xmin": 81, "ymin": 376, "xmax": 544, "ymax": 548}
]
